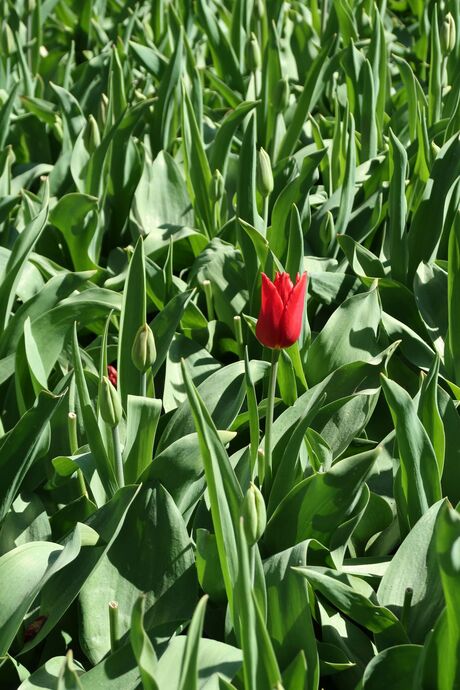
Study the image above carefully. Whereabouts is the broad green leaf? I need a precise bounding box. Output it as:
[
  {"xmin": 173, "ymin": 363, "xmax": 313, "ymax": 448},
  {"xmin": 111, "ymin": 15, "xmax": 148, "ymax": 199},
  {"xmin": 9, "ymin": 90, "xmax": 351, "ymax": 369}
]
[
  {"xmin": 378, "ymin": 500, "xmax": 445, "ymax": 642},
  {"xmin": 381, "ymin": 376, "xmax": 441, "ymax": 532},
  {"xmin": 264, "ymin": 541, "xmax": 322, "ymax": 687},
  {"xmin": 131, "ymin": 150, "xmax": 194, "ymax": 238},
  {"xmin": 21, "ymin": 487, "xmax": 140, "ymax": 654},
  {"xmin": 264, "ymin": 448, "xmax": 379, "ymax": 553},
  {"xmin": 0, "ymin": 390, "xmax": 64, "ymax": 522},
  {"xmin": 50, "ymin": 193, "xmax": 99, "ymax": 270},
  {"xmin": 407, "ymin": 133, "xmax": 460, "ymax": 279},
  {"xmin": 0, "ymin": 201, "xmax": 48, "ymax": 332},
  {"xmin": 306, "ymin": 286, "xmax": 382, "ymax": 385},
  {"xmin": 295, "ymin": 567, "xmax": 406, "ymax": 641},
  {"xmin": 362, "ymin": 645, "xmax": 422, "ymax": 689}
]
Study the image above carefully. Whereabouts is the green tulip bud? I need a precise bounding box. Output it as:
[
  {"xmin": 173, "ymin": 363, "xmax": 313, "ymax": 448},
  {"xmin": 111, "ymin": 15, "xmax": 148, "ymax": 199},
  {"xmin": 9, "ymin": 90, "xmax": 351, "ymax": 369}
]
[
  {"xmin": 319, "ymin": 210, "xmax": 334, "ymax": 248},
  {"xmin": 361, "ymin": 10, "xmax": 371, "ymax": 29},
  {"xmin": 255, "ymin": 0, "xmax": 265, "ymax": 19},
  {"xmin": 100, "ymin": 376, "xmax": 122, "ymax": 427},
  {"xmin": 1, "ymin": 21, "xmax": 15, "ymax": 56},
  {"xmin": 83, "ymin": 115, "xmax": 100, "ymax": 153},
  {"xmin": 245, "ymin": 32, "xmax": 261, "ymax": 72},
  {"xmin": 210, "ymin": 169, "xmax": 225, "ymax": 203},
  {"xmin": 273, "ymin": 77, "xmax": 290, "ymax": 113},
  {"xmin": 241, "ymin": 482, "xmax": 266, "ymax": 546},
  {"xmin": 99, "ymin": 93, "xmax": 109, "ymax": 129},
  {"xmin": 257, "ymin": 147, "xmax": 274, "ymax": 197},
  {"xmin": 131, "ymin": 323, "xmax": 156, "ymax": 373},
  {"xmin": 442, "ymin": 12, "xmax": 456, "ymax": 54}
]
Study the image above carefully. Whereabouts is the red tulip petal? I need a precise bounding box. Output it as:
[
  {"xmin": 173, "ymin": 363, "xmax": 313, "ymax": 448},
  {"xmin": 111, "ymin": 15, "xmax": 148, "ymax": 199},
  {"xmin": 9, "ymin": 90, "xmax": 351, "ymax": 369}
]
[
  {"xmin": 274, "ymin": 272, "xmax": 294, "ymax": 306},
  {"xmin": 279, "ymin": 272, "xmax": 307, "ymax": 347},
  {"xmin": 256, "ymin": 273, "xmax": 285, "ymax": 348}
]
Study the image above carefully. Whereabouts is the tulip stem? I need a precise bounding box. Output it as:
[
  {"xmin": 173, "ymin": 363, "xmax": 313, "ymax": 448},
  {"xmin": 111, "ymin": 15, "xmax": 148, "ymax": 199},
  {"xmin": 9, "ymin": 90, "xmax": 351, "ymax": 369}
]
[
  {"xmin": 109, "ymin": 601, "xmax": 120, "ymax": 652},
  {"xmin": 263, "ymin": 195, "xmax": 269, "ymax": 230},
  {"xmin": 140, "ymin": 372, "xmax": 147, "ymax": 397},
  {"xmin": 264, "ymin": 348, "xmax": 279, "ymax": 488},
  {"xmin": 112, "ymin": 425, "xmax": 124, "ymax": 488},
  {"xmin": 203, "ymin": 280, "xmax": 214, "ymax": 321},
  {"xmin": 234, "ymin": 315, "xmax": 244, "ymax": 359},
  {"xmin": 68, "ymin": 412, "xmax": 87, "ymax": 498}
]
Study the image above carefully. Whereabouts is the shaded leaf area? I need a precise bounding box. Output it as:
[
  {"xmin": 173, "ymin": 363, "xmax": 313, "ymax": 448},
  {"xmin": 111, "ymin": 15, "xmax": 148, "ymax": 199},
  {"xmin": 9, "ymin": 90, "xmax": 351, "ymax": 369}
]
[{"xmin": 0, "ymin": 0, "xmax": 460, "ymax": 689}]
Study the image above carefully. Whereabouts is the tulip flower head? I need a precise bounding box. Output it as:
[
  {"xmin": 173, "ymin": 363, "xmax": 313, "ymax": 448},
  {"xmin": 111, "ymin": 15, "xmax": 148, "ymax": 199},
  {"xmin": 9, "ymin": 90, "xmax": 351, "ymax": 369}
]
[
  {"xmin": 107, "ymin": 364, "xmax": 118, "ymax": 388},
  {"xmin": 256, "ymin": 272, "xmax": 307, "ymax": 349}
]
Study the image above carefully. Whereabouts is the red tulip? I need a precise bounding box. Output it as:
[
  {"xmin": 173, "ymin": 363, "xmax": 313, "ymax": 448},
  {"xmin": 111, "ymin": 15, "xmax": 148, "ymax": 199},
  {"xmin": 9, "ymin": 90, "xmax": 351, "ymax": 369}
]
[
  {"xmin": 107, "ymin": 364, "xmax": 118, "ymax": 387},
  {"xmin": 256, "ymin": 272, "xmax": 307, "ymax": 349}
]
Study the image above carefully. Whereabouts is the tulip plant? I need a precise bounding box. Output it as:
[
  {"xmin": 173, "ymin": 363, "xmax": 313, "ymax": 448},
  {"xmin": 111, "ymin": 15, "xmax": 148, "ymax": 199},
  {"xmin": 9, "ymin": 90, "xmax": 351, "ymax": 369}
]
[{"xmin": 1, "ymin": 0, "xmax": 460, "ymax": 689}]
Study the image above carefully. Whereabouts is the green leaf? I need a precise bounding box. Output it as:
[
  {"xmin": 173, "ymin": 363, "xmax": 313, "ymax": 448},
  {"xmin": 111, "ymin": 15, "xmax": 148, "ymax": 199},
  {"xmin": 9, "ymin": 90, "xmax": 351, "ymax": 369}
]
[
  {"xmin": 277, "ymin": 37, "xmax": 334, "ymax": 160},
  {"xmin": 0, "ymin": 201, "xmax": 48, "ymax": 332},
  {"xmin": 177, "ymin": 596, "xmax": 208, "ymax": 690},
  {"xmin": 50, "ymin": 193, "xmax": 99, "ymax": 270},
  {"xmin": 130, "ymin": 595, "xmax": 159, "ymax": 690},
  {"xmin": 362, "ymin": 645, "xmax": 422, "ymax": 689},
  {"xmin": 150, "ymin": 289, "xmax": 195, "ymax": 378},
  {"xmin": 306, "ymin": 285, "xmax": 382, "ymax": 386},
  {"xmin": 150, "ymin": 31, "xmax": 184, "ymax": 152},
  {"xmin": 264, "ymin": 448, "xmax": 379, "ymax": 553},
  {"xmin": 72, "ymin": 325, "xmax": 118, "ymax": 496},
  {"xmin": 418, "ymin": 355, "xmax": 445, "ymax": 472},
  {"xmin": 235, "ymin": 519, "xmax": 282, "ymax": 689},
  {"xmin": 56, "ymin": 652, "xmax": 84, "ymax": 690},
  {"xmin": 295, "ymin": 567, "xmax": 406, "ymax": 640},
  {"xmin": 447, "ymin": 207, "xmax": 460, "ymax": 384},
  {"xmin": 435, "ymin": 503, "xmax": 460, "ymax": 689},
  {"xmin": 0, "ymin": 390, "xmax": 64, "ymax": 522},
  {"xmin": 209, "ymin": 100, "xmax": 258, "ymax": 174},
  {"xmin": 388, "ymin": 129, "xmax": 408, "ymax": 283},
  {"xmin": 118, "ymin": 238, "xmax": 146, "ymax": 407},
  {"xmin": 181, "ymin": 360, "xmax": 243, "ymax": 614},
  {"xmin": 407, "ymin": 133, "xmax": 460, "ymax": 280},
  {"xmin": 21, "ymin": 487, "xmax": 140, "ymax": 654},
  {"xmin": 181, "ymin": 86, "xmax": 213, "ymax": 237},
  {"xmin": 264, "ymin": 541, "xmax": 321, "ymax": 687},
  {"xmin": 79, "ymin": 483, "xmax": 195, "ymax": 664},
  {"xmin": 380, "ymin": 375, "xmax": 441, "ymax": 532},
  {"xmin": 123, "ymin": 396, "xmax": 162, "ymax": 484},
  {"xmin": 378, "ymin": 500, "xmax": 445, "ymax": 643}
]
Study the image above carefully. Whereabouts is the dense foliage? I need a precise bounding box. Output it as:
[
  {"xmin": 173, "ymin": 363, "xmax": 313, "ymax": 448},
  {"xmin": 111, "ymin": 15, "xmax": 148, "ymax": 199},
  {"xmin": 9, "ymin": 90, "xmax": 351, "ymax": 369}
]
[{"xmin": 1, "ymin": 0, "xmax": 460, "ymax": 687}]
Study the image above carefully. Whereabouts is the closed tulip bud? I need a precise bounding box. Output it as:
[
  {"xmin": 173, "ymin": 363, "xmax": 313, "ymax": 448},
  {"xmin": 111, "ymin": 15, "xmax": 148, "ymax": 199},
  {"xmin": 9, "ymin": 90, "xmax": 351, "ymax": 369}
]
[
  {"xmin": 255, "ymin": 0, "xmax": 265, "ymax": 19},
  {"xmin": 319, "ymin": 210, "xmax": 334, "ymax": 247},
  {"xmin": 83, "ymin": 115, "xmax": 100, "ymax": 153},
  {"xmin": 245, "ymin": 32, "xmax": 261, "ymax": 72},
  {"xmin": 361, "ymin": 10, "xmax": 371, "ymax": 29},
  {"xmin": 431, "ymin": 141, "xmax": 441, "ymax": 157},
  {"xmin": 99, "ymin": 93, "xmax": 109, "ymax": 128},
  {"xmin": 210, "ymin": 169, "xmax": 225, "ymax": 203},
  {"xmin": 241, "ymin": 482, "xmax": 266, "ymax": 545},
  {"xmin": 442, "ymin": 12, "xmax": 456, "ymax": 54},
  {"xmin": 1, "ymin": 22, "xmax": 15, "ymax": 56},
  {"xmin": 131, "ymin": 323, "xmax": 156, "ymax": 373},
  {"xmin": 257, "ymin": 147, "xmax": 274, "ymax": 197},
  {"xmin": 100, "ymin": 376, "xmax": 122, "ymax": 427},
  {"xmin": 273, "ymin": 77, "xmax": 290, "ymax": 113}
]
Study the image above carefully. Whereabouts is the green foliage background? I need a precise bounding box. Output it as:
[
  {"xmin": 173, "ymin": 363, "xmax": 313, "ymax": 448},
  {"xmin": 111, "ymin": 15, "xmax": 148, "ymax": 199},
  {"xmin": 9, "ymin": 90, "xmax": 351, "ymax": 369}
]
[{"xmin": 1, "ymin": 0, "xmax": 460, "ymax": 687}]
